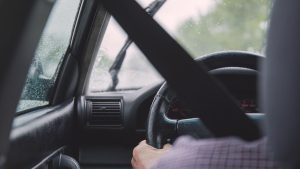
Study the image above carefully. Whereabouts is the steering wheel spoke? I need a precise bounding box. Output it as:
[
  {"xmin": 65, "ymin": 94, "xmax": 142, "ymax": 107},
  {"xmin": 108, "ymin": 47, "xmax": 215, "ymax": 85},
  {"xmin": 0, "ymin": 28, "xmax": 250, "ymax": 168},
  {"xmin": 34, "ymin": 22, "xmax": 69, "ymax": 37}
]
[{"xmin": 177, "ymin": 118, "xmax": 213, "ymax": 139}]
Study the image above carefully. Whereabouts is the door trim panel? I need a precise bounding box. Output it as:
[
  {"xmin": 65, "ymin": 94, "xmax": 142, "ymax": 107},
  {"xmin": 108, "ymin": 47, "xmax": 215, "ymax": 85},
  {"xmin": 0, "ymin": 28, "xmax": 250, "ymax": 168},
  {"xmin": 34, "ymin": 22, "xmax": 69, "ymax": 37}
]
[{"xmin": 6, "ymin": 99, "xmax": 76, "ymax": 169}]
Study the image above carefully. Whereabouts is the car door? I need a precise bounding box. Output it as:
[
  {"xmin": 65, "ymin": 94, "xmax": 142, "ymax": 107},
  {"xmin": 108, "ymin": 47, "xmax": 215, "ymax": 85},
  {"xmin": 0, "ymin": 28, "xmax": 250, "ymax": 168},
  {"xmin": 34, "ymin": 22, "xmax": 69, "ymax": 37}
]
[{"xmin": 0, "ymin": 0, "xmax": 105, "ymax": 168}]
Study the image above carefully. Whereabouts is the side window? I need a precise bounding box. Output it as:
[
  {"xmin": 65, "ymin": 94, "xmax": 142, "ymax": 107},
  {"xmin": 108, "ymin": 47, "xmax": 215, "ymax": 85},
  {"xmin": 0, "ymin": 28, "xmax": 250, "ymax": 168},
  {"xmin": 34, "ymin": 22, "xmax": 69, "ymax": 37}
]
[{"xmin": 16, "ymin": 0, "xmax": 81, "ymax": 112}]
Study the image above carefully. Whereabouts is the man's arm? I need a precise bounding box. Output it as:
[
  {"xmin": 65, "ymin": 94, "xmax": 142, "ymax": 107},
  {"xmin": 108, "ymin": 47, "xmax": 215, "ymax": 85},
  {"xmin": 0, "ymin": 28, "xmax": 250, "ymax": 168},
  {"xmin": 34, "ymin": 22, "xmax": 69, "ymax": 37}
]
[{"xmin": 132, "ymin": 136, "xmax": 279, "ymax": 169}]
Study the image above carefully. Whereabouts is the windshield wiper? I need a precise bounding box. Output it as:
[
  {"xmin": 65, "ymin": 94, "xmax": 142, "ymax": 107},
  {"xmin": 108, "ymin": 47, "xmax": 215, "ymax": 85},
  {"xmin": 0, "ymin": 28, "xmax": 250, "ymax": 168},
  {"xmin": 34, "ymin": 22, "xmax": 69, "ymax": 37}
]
[{"xmin": 107, "ymin": 0, "xmax": 166, "ymax": 91}]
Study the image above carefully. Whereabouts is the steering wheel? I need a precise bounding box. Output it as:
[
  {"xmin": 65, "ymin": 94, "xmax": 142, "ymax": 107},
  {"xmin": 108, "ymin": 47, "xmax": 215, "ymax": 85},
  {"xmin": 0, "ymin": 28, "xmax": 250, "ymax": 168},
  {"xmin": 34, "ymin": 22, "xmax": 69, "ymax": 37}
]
[{"xmin": 146, "ymin": 51, "xmax": 263, "ymax": 148}]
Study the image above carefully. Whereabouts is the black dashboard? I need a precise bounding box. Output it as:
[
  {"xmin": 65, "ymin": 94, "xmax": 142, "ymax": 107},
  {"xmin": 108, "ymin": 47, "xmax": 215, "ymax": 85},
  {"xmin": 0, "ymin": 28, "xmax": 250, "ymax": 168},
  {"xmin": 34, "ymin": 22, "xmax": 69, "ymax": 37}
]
[
  {"xmin": 76, "ymin": 67, "xmax": 262, "ymax": 166},
  {"xmin": 78, "ymin": 67, "xmax": 259, "ymax": 136},
  {"xmin": 167, "ymin": 68, "xmax": 258, "ymax": 119}
]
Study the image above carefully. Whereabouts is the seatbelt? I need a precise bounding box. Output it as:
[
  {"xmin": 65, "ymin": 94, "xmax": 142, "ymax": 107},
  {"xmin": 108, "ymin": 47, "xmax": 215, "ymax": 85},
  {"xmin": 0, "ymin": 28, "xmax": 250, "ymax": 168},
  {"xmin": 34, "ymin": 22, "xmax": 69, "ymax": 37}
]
[{"xmin": 101, "ymin": 0, "xmax": 261, "ymax": 141}]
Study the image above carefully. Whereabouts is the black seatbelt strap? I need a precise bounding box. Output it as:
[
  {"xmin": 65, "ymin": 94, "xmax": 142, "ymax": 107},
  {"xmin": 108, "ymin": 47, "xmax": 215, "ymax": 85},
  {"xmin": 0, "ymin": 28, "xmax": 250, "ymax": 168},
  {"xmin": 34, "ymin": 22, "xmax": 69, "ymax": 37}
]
[{"xmin": 101, "ymin": 0, "xmax": 261, "ymax": 141}]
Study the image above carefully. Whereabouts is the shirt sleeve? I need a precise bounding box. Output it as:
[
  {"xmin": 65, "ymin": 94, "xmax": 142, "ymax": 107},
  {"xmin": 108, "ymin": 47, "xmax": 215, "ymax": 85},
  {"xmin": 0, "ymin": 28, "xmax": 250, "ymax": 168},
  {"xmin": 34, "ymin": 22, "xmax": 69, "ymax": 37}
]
[{"xmin": 151, "ymin": 136, "xmax": 280, "ymax": 169}]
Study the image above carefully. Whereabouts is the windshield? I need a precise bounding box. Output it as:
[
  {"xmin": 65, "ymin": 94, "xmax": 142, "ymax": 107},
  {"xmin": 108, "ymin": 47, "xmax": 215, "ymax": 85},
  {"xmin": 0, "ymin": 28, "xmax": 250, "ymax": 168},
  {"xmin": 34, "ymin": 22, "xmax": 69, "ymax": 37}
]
[
  {"xmin": 142, "ymin": 0, "xmax": 271, "ymax": 56},
  {"xmin": 88, "ymin": 0, "xmax": 271, "ymax": 92}
]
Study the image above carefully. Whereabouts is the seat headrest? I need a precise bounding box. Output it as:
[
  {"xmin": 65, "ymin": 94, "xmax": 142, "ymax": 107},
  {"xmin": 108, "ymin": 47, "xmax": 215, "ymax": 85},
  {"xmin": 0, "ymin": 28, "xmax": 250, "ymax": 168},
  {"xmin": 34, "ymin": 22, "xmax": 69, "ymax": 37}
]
[{"xmin": 263, "ymin": 0, "xmax": 300, "ymax": 168}]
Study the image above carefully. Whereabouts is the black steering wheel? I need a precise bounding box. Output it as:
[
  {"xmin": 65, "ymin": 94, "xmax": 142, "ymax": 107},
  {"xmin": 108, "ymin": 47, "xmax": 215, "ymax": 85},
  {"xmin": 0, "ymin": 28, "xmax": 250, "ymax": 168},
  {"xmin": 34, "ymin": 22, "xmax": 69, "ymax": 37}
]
[{"xmin": 146, "ymin": 51, "xmax": 263, "ymax": 148}]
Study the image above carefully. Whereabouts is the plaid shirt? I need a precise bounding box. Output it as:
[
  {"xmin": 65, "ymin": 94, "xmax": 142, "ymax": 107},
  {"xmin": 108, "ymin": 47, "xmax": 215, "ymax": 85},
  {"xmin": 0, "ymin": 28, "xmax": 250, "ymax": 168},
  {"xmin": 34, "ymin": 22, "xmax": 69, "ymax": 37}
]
[{"xmin": 152, "ymin": 136, "xmax": 281, "ymax": 169}]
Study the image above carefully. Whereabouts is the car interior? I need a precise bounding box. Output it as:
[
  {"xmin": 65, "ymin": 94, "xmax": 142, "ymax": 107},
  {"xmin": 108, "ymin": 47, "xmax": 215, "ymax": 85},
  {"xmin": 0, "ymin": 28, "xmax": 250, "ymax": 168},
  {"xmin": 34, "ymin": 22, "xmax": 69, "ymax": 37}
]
[{"xmin": 1, "ymin": 0, "xmax": 300, "ymax": 169}]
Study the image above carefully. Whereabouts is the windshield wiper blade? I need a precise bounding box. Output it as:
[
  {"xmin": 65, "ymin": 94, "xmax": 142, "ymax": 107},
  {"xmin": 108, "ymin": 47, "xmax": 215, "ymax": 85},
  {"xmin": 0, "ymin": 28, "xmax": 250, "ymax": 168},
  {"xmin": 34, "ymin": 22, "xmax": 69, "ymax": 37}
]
[{"xmin": 107, "ymin": 0, "xmax": 166, "ymax": 91}]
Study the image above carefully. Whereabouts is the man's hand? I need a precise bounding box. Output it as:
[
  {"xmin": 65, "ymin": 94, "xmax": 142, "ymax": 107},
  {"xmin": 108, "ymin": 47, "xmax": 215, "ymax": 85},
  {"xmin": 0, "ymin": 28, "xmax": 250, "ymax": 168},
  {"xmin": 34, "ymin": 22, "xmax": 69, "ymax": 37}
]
[{"xmin": 131, "ymin": 140, "xmax": 171, "ymax": 169}]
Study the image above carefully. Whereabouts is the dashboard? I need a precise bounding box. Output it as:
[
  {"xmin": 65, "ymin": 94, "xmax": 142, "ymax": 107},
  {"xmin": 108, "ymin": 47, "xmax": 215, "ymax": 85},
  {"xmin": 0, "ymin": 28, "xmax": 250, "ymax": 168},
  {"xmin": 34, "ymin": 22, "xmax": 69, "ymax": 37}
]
[
  {"xmin": 166, "ymin": 68, "xmax": 259, "ymax": 119},
  {"xmin": 80, "ymin": 67, "xmax": 259, "ymax": 135},
  {"xmin": 167, "ymin": 97, "xmax": 258, "ymax": 119},
  {"xmin": 77, "ymin": 66, "xmax": 264, "ymax": 169}
]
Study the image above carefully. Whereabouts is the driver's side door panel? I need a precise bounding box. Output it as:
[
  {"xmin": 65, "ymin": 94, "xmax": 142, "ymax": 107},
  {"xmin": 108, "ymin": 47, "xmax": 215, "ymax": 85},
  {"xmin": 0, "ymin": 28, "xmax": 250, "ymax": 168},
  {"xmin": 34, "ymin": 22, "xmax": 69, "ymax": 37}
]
[{"xmin": 6, "ymin": 99, "xmax": 76, "ymax": 169}]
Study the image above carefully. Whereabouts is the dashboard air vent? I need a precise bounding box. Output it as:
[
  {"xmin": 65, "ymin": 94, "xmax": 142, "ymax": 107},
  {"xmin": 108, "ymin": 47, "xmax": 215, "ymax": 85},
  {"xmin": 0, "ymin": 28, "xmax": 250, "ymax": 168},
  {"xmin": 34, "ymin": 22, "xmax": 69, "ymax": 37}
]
[{"xmin": 86, "ymin": 98, "xmax": 122, "ymax": 127}]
